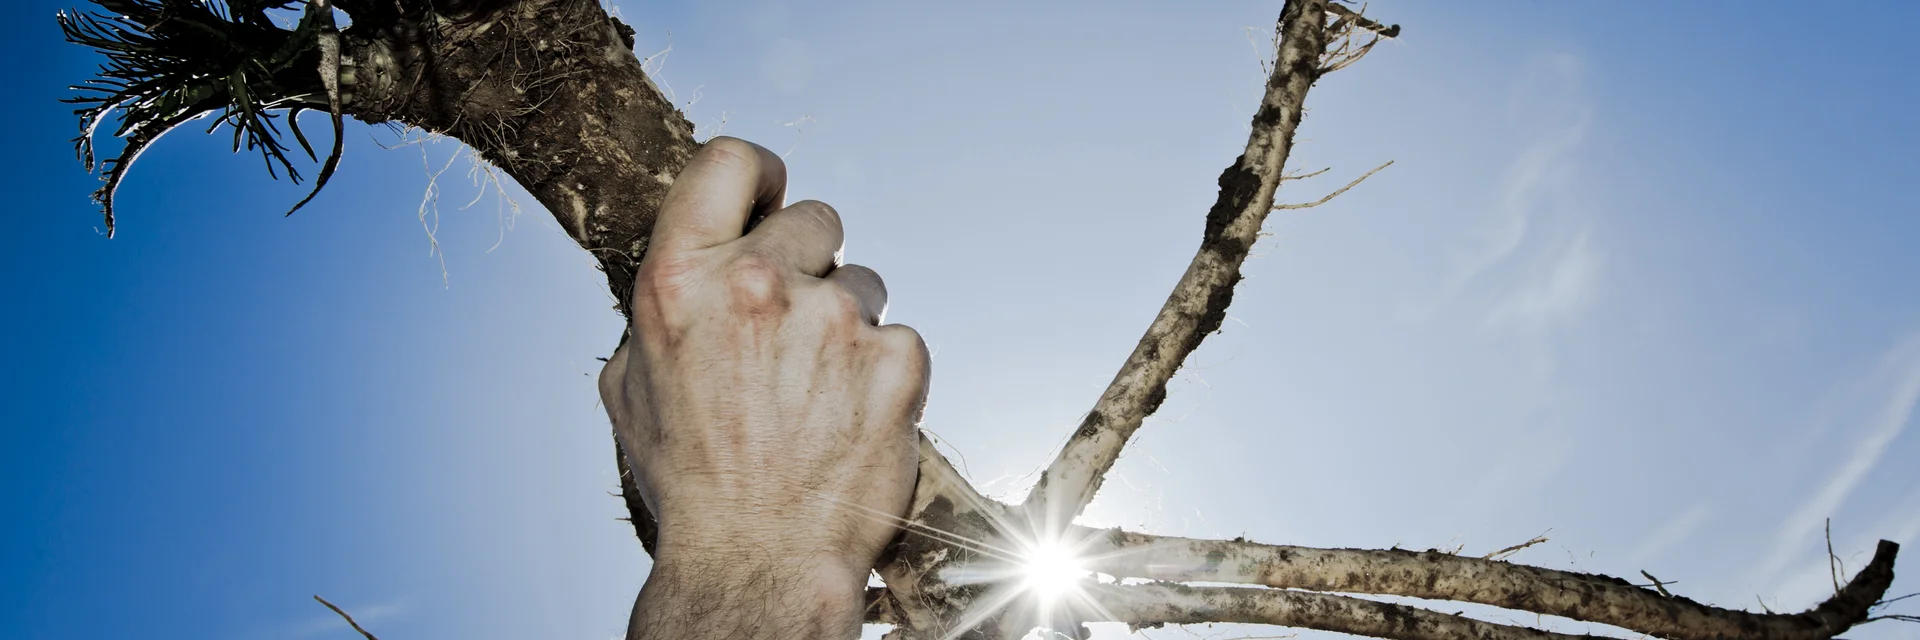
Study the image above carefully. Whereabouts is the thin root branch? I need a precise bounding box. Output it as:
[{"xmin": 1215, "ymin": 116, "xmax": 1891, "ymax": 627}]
[
  {"xmin": 1483, "ymin": 530, "xmax": 1551, "ymax": 561},
  {"xmin": 1274, "ymin": 160, "xmax": 1392, "ymax": 210},
  {"xmin": 1639, "ymin": 570, "xmax": 1675, "ymax": 598},
  {"xmin": 312, "ymin": 595, "xmax": 380, "ymax": 640}
]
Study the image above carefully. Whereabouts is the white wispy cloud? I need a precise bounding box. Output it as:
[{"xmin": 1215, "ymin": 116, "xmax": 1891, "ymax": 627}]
[
  {"xmin": 1752, "ymin": 330, "xmax": 1920, "ymax": 602},
  {"xmin": 1446, "ymin": 112, "xmax": 1587, "ymax": 296},
  {"xmin": 1437, "ymin": 53, "xmax": 1602, "ymax": 515},
  {"xmin": 1485, "ymin": 226, "xmax": 1605, "ymax": 336},
  {"xmin": 1442, "ymin": 52, "xmax": 1605, "ymax": 349}
]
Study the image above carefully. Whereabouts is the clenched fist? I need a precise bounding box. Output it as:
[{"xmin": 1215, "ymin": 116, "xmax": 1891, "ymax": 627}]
[{"xmin": 600, "ymin": 138, "xmax": 930, "ymax": 639}]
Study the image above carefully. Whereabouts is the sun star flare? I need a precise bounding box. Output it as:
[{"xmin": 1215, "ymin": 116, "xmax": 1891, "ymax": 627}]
[{"xmin": 1020, "ymin": 539, "xmax": 1091, "ymax": 602}]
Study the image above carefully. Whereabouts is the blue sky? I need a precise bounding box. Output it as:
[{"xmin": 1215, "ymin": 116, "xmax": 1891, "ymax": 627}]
[{"xmin": 4, "ymin": 1, "xmax": 1917, "ymax": 639}]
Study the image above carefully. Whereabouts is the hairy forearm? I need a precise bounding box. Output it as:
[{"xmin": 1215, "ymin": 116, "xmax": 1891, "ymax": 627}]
[{"xmin": 627, "ymin": 552, "xmax": 866, "ymax": 640}]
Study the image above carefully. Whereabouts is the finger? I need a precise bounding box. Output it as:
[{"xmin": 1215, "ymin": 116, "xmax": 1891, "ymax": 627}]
[
  {"xmin": 825, "ymin": 264, "xmax": 888, "ymax": 324},
  {"xmin": 650, "ymin": 137, "xmax": 787, "ymax": 253},
  {"xmin": 877, "ymin": 323, "xmax": 931, "ymax": 426},
  {"xmin": 745, "ymin": 200, "xmax": 844, "ymax": 277},
  {"xmin": 597, "ymin": 341, "xmax": 632, "ymax": 427}
]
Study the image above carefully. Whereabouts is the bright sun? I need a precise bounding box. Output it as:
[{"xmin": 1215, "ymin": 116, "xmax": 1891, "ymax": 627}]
[{"xmin": 1020, "ymin": 540, "xmax": 1089, "ymax": 601}]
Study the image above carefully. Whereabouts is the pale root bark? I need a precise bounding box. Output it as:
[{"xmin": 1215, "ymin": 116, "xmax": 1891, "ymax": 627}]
[
  {"xmin": 1084, "ymin": 583, "xmax": 1601, "ymax": 640},
  {"xmin": 1073, "ymin": 527, "xmax": 1901, "ymax": 640},
  {"xmin": 1020, "ymin": 0, "xmax": 1333, "ymax": 529}
]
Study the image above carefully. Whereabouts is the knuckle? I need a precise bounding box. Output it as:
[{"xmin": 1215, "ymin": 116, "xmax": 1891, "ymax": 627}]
[
  {"xmin": 822, "ymin": 283, "xmax": 867, "ymax": 325},
  {"xmin": 879, "ymin": 325, "xmax": 931, "ymax": 374},
  {"xmin": 633, "ymin": 256, "xmax": 700, "ymax": 310},
  {"xmin": 731, "ymin": 249, "xmax": 780, "ymax": 276},
  {"xmin": 635, "ymin": 254, "xmax": 695, "ymax": 289},
  {"xmin": 725, "ymin": 255, "xmax": 789, "ymax": 312}
]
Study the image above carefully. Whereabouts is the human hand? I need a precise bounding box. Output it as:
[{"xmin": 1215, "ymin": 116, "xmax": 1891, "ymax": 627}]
[{"xmin": 600, "ymin": 138, "xmax": 930, "ymax": 638}]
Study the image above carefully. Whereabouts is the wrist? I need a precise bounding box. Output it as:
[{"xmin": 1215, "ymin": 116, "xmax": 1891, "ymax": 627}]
[
  {"xmin": 628, "ymin": 543, "xmax": 866, "ymax": 640},
  {"xmin": 652, "ymin": 511, "xmax": 877, "ymax": 589}
]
